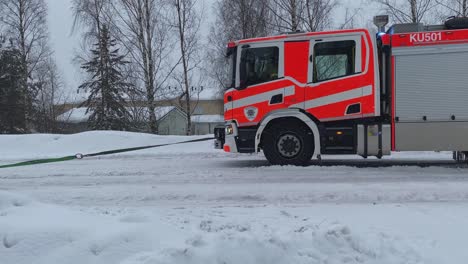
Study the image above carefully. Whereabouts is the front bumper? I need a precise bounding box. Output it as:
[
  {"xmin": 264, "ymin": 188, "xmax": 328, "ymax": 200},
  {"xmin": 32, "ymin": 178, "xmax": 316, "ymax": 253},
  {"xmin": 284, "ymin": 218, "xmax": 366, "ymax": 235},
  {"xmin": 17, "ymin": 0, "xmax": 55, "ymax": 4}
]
[{"xmin": 214, "ymin": 122, "xmax": 256, "ymax": 153}]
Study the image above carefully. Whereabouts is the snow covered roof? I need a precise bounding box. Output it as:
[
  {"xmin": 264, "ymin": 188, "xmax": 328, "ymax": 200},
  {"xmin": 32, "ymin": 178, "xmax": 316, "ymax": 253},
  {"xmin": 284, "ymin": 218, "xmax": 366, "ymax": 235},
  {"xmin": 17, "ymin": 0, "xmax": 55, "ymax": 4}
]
[
  {"xmin": 191, "ymin": 115, "xmax": 224, "ymax": 123},
  {"xmin": 153, "ymin": 106, "xmax": 176, "ymax": 120},
  {"xmin": 58, "ymin": 107, "xmax": 224, "ymax": 124},
  {"xmin": 57, "ymin": 108, "xmax": 89, "ymax": 123},
  {"xmin": 57, "ymin": 106, "xmax": 177, "ymax": 123}
]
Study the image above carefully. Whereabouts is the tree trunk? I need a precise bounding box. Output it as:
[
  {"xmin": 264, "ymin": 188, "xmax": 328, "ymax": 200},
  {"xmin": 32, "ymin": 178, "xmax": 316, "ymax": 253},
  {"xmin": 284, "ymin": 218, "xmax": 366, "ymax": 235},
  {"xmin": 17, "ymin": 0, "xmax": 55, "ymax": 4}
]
[
  {"xmin": 175, "ymin": 0, "xmax": 192, "ymax": 136},
  {"xmin": 18, "ymin": 0, "xmax": 30, "ymax": 131},
  {"xmin": 290, "ymin": 0, "xmax": 298, "ymax": 31},
  {"xmin": 131, "ymin": 0, "xmax": 158, "ymax": 134},
  {"xmin": 463, "ymin": 0, "xmax": 467, "ymax": 16},
  {"xmin": 144, "ymin": 0, "xmax": 158, "ymax": 134},
  {"xmin": 411, "ymin": 0, "xmax": 418, "ymax": 22}
]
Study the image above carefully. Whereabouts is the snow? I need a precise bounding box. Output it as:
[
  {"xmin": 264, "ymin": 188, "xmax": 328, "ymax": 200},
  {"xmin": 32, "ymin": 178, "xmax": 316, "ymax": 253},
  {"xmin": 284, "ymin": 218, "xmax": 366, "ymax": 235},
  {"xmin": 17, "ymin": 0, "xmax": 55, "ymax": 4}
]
[
  {"xmin": 191, "ymin": 115, "xmax": 224, "ymax": 123},
  {"xmin": 1, "ymin": 131, "xmax": 468, "ymax": 264},
  {"xmin": 57, "ymin": 107, "xmax": 176, "ymax": 123},
  {"xmin": 0, "ymin": 191, "xmax": 431, "ymax": 264}
]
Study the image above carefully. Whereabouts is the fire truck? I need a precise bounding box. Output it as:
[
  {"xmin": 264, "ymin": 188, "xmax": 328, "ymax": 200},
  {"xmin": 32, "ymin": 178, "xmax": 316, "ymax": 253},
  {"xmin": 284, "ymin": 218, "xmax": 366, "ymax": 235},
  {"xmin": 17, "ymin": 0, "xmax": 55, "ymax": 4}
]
[{"xmin": 214, "ymin": 15, "xmax": 468, "ymax": 166}]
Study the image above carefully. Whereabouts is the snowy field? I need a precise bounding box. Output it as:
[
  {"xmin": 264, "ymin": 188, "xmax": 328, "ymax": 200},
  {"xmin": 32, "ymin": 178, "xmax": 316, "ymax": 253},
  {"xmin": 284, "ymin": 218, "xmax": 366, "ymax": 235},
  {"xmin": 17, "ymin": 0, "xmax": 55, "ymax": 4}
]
[{"xmin": 1, "ymin": 131, "xmax": 468, "ymax": 264}]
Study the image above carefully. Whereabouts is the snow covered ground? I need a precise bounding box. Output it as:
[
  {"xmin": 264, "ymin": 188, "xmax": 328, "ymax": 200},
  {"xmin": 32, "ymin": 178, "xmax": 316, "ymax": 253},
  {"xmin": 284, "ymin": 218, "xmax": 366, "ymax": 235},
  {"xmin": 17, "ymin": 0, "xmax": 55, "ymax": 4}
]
[{"xmin": 1, "ymin": 131, "xmax": 468, "ymax": 264}]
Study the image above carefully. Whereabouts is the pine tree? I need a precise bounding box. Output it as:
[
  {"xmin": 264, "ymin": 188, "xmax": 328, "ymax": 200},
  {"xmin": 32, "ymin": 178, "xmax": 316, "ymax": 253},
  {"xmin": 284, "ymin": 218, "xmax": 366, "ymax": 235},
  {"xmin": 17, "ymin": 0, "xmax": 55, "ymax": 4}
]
[
  {"xmin": 79, "ymin": 25, "xmax": 131, "ymax": 131},
  {"xmin": 0, "ymin": 46, "xmax": 26, "ymax": 133}
]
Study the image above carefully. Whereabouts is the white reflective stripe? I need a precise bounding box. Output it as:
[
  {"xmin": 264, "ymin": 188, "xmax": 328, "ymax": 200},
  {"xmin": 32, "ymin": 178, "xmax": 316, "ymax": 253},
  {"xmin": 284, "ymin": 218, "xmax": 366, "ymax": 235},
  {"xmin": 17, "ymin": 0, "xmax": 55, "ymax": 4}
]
[
  {"xmin": 284, "ymin": 76, "xmax": 308, "ymax": 87},
  {"xmin": 284, "ymin": 86, "xmax": 295, "ymax": 96},
  {"xmin": 320, "ymin": 113, "xmax": 375, "ymax": 122},
  {"xmin": 291, "ymin": 85, "xmax": 373, "ymax": 110},
  {"xmin": 392, "ymin": 43, "xmax": 468, "ymax": 56},
  {"xmin": 224, "ymin": 86, "xmax": 295, "ymax": 111}
]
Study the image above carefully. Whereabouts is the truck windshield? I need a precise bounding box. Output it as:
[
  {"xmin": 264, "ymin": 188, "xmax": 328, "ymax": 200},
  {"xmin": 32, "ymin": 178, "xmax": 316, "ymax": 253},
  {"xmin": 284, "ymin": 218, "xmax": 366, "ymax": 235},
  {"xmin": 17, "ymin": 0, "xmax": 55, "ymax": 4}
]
[
  {"xmin": 226, "ymin": 47, "xmax": 237, "ymax": 89},
  {"xmin": 239, "ymin": 47, "xmax": 279, "ymax": 89}
]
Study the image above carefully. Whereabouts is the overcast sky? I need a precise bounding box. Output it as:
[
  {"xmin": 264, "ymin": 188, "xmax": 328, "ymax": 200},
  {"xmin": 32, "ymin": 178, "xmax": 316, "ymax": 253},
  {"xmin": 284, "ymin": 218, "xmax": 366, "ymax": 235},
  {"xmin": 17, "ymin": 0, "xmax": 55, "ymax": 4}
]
[
  {"xmin": 46, "ymin": 0, "xmax": 218, "ymax": 101},
  {"xmin": 47, "ymin": 0, "xmax": 80, "ymax": 99},
  {"xmin": 46, "ymin": 0, "xmax": 375, "ymax": 100}
]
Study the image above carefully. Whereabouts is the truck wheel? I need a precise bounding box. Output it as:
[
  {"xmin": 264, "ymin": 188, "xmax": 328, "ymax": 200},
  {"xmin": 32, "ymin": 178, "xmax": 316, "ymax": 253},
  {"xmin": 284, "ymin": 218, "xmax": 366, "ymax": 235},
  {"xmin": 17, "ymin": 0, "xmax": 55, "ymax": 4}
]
[{"xmin": 262, "ymin": 120, "xmax": 314, "ymax": 166}]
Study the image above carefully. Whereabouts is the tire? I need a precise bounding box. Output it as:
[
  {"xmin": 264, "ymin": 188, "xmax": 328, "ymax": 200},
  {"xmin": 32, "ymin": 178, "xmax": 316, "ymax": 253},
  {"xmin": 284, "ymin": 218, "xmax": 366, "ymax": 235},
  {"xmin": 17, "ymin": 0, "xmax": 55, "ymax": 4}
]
[{"xmin": 262, "ymin": 119, "xmax": 314, "ymax": 166}]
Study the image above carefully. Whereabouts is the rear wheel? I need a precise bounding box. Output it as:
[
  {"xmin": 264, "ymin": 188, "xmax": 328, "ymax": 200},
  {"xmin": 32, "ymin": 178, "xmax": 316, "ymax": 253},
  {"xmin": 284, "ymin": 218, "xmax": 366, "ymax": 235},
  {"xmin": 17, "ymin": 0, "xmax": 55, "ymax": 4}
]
[{"xmin": 262, "ymin": 120, "xmax": 314, "ymax": 166}]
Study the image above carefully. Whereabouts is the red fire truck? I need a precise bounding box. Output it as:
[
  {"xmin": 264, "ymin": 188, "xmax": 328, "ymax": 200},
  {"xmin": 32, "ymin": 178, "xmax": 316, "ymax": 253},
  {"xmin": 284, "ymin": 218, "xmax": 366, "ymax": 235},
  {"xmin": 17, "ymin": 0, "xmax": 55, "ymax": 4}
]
[{"xmin": 214, "ymin": 16, "xmax": 468, "ymax": 165}]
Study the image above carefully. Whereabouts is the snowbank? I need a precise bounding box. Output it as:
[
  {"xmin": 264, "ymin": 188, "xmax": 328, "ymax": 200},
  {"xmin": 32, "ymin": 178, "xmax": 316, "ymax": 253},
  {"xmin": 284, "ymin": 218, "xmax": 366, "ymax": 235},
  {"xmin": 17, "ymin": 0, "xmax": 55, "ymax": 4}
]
[
  {"xmin": 0, "ymin": 131, "xmax": 453, "ymax": 162},
  {"xmin": 0, "ymin": 131, "xmax": 215, "ymax": 161},
  {"xmin": 0, "ymin": 191, "xmax": 421, "ymax": 264}
]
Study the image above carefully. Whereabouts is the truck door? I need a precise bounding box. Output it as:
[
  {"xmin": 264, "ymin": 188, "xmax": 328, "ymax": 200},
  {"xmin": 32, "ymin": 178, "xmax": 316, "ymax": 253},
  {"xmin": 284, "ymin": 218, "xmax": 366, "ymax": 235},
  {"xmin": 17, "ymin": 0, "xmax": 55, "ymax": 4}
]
[
  {"xmin": 306, "ymin": 33, "xmax": 375, "ymax": 121},
  {"xmin": 229, "ymin": 41, "xmax": 285, "ymax": 127}
]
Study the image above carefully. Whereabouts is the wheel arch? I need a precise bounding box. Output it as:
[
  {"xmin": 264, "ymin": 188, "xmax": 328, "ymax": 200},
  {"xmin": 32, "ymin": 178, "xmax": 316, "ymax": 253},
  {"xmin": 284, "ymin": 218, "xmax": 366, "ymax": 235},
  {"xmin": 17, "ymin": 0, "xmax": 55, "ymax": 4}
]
[{"xmin": 255, "ymin": 109, "xmax": 321, "ymax": 159}]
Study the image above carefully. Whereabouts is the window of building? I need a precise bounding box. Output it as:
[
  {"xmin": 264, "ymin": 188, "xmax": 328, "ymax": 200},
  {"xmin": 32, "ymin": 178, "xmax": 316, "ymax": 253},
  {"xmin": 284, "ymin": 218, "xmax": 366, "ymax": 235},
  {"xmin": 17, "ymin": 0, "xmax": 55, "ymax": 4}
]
[
  {"xmin": 313, "ymin": 40, "xmax": 356, "ymax": 82},
  {"xmin": 239, "ymin": 47, "xmax": 279, "ymax": 88}
]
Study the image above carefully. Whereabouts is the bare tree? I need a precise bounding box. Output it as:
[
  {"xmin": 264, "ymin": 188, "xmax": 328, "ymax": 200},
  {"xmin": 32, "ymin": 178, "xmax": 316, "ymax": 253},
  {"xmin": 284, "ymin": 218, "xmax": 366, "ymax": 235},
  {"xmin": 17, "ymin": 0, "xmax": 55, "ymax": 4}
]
[
  {"xmin": 436, "ymin": 0, "xmax": 468, "ymax": 17},
  {"xmin": 268, "ymin": 0, "xmax": 304, "ymax": 32},
  {"xmin": 211, "ymin": 0, "xmax": 270, "ymax": 42},
  {"xmin": 34, "ymin": 58, "xmax": 68, "ymax": 132},
  {"xmin": 120, "ymin": 61, "xmax": 148, "ymax": 130},
  {"xmin": 268, "ymin": 0, "xmax": 337, "ymax": 33},
  {"xmin": 72, "ymin": 0, "xmax": 113, "ymax": 44},
  {"xmin": 373, "ymin": 0, "xmax": 437, "ymax": 23},
  {"xmin": 111, "ymin": 0, "xmax": 175, "ymax": 133},
  {"xmin": 0, "ymin": 0, "xmax": 50, "ymax": 130},
  {"xmin": 302, "ymin": 0, "xmax": 337, "ymax": 31},
  {"xmin": 337, "ymin": 7, "xmax": 363, "ymax": 29},
  {"xmin": 207, "ymin": 0, "xmax": 271, "ymax": 94},
  {"xmin": 170, "ymin": 0, "xmax": 202, "ymax": 135}
]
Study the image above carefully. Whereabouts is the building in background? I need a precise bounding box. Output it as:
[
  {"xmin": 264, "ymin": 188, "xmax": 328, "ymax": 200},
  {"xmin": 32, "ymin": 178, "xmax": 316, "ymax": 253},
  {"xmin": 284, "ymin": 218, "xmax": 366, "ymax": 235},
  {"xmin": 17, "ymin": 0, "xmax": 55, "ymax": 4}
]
[{"xmin": 56, "ymin": 99, "xmax": 224, "ymax": 135}]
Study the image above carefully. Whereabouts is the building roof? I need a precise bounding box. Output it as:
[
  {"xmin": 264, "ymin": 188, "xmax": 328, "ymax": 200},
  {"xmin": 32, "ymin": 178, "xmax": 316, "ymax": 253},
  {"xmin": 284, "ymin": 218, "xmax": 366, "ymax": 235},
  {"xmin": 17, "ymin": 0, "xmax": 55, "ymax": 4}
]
[
  {"xmin": 191, "ymin": 115, "xmax": 224, "ymax": 123},
  {"xmin": 58, "ymin": 106, "xmax": 226, "ymax": 125},
  {"xmin": 57, "ymin": 106, "xmax": 176, "ymax": 123}
]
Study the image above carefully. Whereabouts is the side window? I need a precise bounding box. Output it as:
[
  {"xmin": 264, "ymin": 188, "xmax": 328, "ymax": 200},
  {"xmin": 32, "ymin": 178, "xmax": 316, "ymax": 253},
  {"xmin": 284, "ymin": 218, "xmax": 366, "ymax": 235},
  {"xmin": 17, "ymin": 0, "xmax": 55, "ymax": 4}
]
[
  {"xmin": 240, "ymin": 47, "xmax": 279, "ymax": 87},
  {"xmin": 313, "ymin": 40, "xmax": 356, "ymax": 82}
]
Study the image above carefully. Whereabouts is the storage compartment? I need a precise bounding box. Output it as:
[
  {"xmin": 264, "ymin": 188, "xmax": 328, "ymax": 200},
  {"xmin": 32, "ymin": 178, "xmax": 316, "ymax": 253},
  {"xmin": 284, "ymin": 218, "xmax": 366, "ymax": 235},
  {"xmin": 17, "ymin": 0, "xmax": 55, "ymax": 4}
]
[
  {"xmin": 357, "ymin": 124, "xmax": 391, "ymax": 158},
  {"xmin": 395, "ymin": 122, "xmax": 468, "ymax": 151},
  {"xmin": 393, "ymin": 43, "xmax": 468, "ymax": 151},
  {"xmin": 394, "ymin": 45, "xmax": 468, "ymax": 122}
]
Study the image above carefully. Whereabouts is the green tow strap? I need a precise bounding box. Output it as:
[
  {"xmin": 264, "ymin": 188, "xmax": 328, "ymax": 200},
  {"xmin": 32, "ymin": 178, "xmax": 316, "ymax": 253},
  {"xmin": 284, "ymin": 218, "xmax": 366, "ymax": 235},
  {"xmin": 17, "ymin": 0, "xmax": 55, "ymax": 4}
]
[
  {"xmin": 0, "ymin": 156, "xmax": 77, "ymax": 169},
  {"xmin": 0, "ymin": 137, "xmax": 214, "ymax": 169}
]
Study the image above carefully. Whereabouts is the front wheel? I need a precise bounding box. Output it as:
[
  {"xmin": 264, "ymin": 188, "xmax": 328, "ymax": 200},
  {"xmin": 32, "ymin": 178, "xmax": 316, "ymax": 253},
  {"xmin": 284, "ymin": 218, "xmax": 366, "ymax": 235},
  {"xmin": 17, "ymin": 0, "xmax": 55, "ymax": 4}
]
[{"xmin": 262, "ymin": 120, "xmax": 314, "ymax": 166}]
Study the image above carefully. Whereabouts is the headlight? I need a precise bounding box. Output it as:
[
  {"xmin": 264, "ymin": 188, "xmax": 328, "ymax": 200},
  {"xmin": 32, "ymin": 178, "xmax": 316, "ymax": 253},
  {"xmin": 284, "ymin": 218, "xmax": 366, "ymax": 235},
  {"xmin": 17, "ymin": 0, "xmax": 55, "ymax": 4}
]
[{"xmin": 226, "ymin": 124, "xmax": 234, "ymax": 135}]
